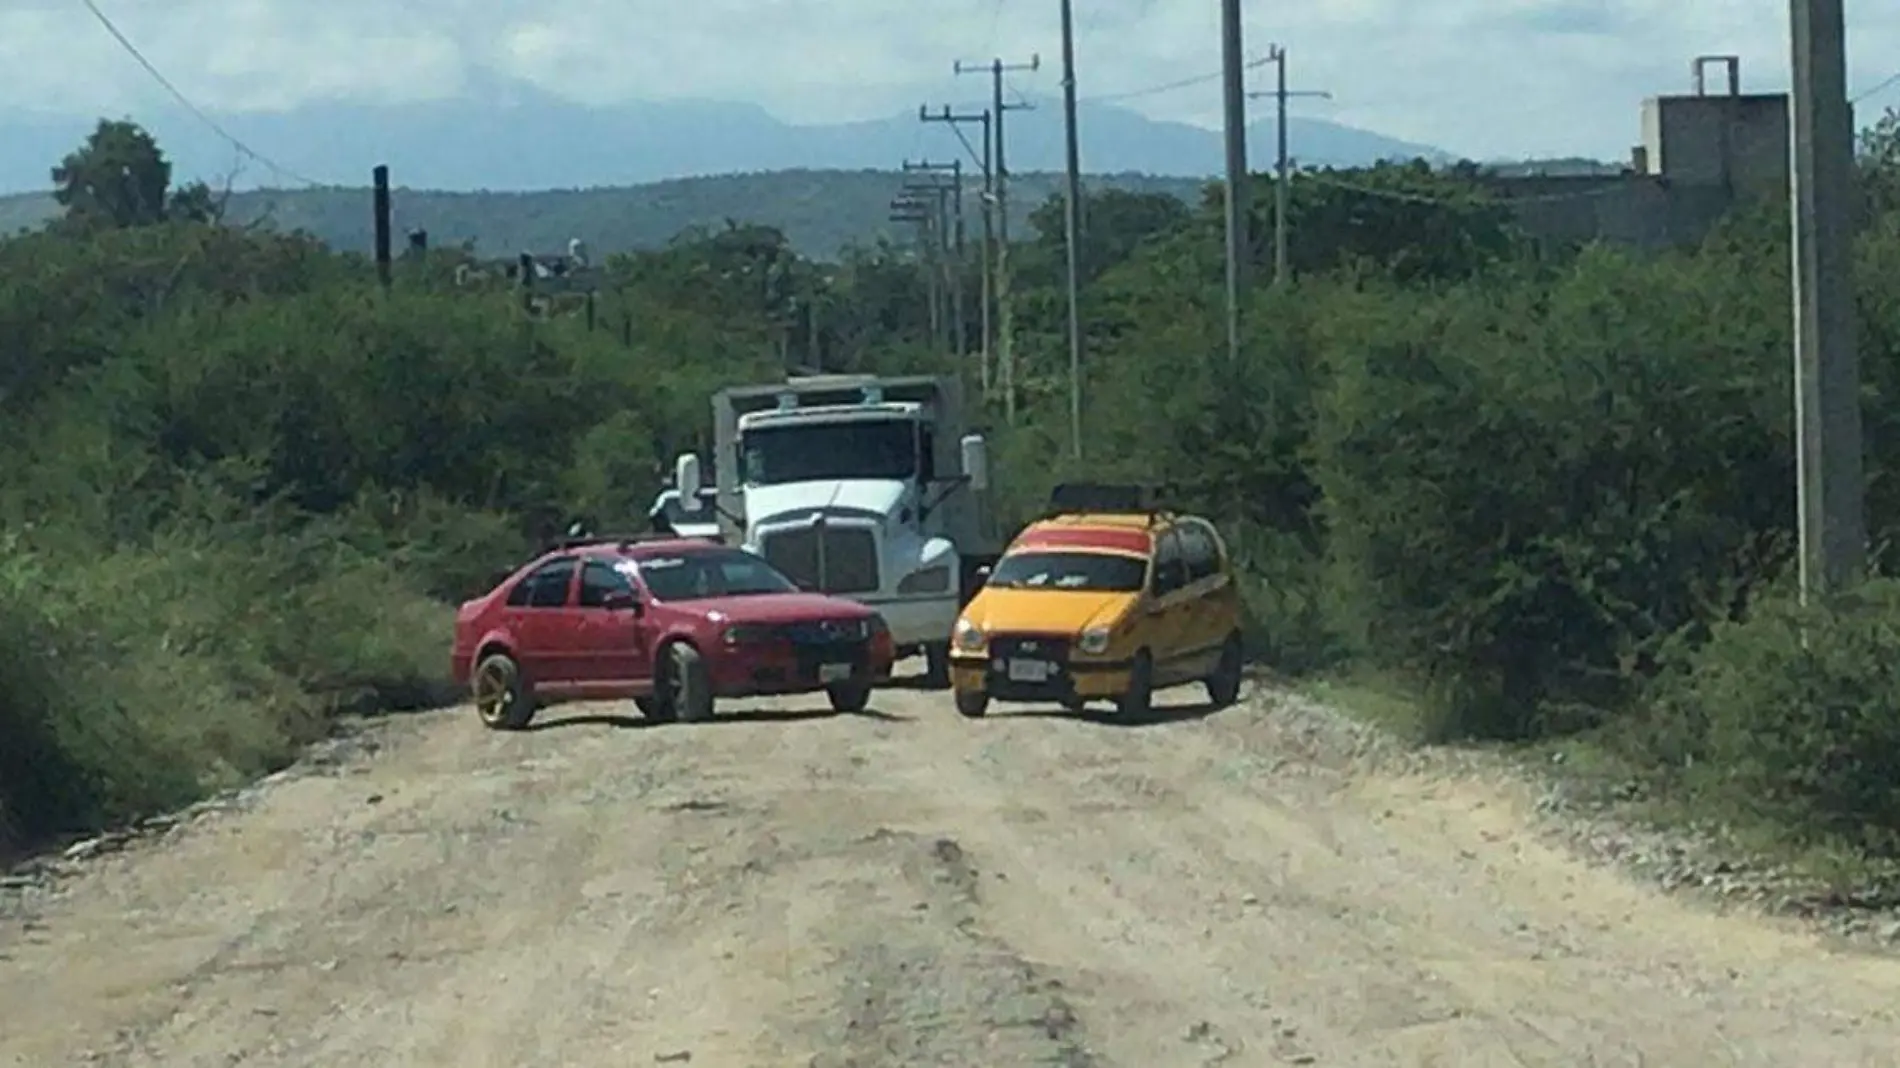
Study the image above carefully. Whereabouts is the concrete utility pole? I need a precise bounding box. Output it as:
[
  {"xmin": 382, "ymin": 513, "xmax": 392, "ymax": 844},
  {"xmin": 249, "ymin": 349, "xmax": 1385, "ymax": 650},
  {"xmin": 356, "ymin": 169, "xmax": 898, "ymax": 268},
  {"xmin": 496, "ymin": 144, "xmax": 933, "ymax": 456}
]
[
  {"xmin": 1218, "ymin": 0, "xmax": 1247, "ymax": 364},
  {"xmin": 1058, "ymin": 0, "xmax": 1085, "ymax": 460},
  {"xmin": 957, "ymin": 54, "xmax": 1039, "ymax": 423},
  {"xmin": 921, "ymin": 106, "xmax": 993, "ymax": 393},
  {"xmin": 904, "ymin": 160, "xmax": 969, "ymax": 364},
  {"xmin": 1789, "ymin": 0, "xmax": 1865, "ymax": 600},
  {"xmin": 1247, "ymin": 47, "xmax": 1331, "ymax": 286}
]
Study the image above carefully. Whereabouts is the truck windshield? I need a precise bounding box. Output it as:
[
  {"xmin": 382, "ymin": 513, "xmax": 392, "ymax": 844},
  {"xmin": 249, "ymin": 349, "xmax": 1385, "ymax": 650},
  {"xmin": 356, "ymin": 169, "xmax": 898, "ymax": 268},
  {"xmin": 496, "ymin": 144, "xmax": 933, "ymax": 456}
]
[
  {"xmin": 986, "ymin": 552, "xmax": 1148, "ymax": 592},
  {"xmin": 742, "ymin": 419, "xmax": 917, "ymax": 485}
]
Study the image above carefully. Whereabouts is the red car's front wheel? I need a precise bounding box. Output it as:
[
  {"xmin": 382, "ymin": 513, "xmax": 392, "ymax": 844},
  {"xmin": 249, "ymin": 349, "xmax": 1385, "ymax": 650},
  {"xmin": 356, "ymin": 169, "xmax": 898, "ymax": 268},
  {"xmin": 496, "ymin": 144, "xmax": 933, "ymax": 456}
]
[{"xmin": 473, "ymin": 653, "xmax": 535, "ymax": 731}]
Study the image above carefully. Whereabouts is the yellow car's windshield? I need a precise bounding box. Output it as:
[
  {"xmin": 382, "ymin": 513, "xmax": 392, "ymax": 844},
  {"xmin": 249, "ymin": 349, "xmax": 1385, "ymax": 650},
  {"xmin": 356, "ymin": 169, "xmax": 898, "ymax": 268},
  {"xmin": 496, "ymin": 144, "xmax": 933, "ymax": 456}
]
[{"xmin": 987, "ymin": 551, "xmax": 1145, "ymax": 592}]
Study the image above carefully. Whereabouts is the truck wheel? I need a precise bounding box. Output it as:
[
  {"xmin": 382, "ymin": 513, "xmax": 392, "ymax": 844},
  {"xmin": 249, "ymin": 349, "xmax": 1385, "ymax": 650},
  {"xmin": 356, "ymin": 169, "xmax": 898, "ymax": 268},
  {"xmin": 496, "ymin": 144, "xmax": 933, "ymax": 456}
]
[
  {"xmin": 827, "ymin": 682, "xmax": 872, "ymax": 713},
  {"xmin": 665, "ymin": 643, "xmax": 715, "ymax": 723},
  {"xmin": 923, "ymin": 642, "xmax": 952, "ymax": 690},
  {"xmin": 954, "ymin": 689, "xmax": 990, "ymax": 718},
  {"xmin": 473, "ymin": 652, "xmax": 536, "ymax": 731}
]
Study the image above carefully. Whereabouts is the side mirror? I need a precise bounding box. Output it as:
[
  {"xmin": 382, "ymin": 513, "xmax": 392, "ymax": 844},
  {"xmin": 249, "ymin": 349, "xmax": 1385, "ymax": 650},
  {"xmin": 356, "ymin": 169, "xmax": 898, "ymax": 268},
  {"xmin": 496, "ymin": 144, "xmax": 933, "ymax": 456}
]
[
  {"xmin": 973, "ymin": 564, "xmax": 992, "ymax": 586},
  {"xmin": 675, "ymin": 453, "xmax": 703, "ymax": 512},
  {"xmin": 602, "ymin": 590, "xmax": 641, "ymax": 613},
  {"xmin": 959, "ymin": 433, "xmax": 989, "ymax": 492}
]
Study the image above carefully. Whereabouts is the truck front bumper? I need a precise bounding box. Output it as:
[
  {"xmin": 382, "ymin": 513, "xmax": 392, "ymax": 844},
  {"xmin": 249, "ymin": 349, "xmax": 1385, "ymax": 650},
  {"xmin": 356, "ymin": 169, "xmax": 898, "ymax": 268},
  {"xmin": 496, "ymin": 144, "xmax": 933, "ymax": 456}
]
[{"xmin": 858, "ymin": 594, "xmax": 960, "ymax": 651}]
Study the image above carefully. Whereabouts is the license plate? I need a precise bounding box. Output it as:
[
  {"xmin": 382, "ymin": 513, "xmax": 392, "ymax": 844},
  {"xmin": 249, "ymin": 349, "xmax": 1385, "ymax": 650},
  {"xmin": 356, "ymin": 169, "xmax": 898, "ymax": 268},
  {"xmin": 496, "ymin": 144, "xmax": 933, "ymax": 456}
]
[
  {"xmin": 818, "ymin": 662, "xmax": 853, "ymax": 682},
  {"xmin": 1007, "ymin": 659, "xmax": 1051, "ymax": 682}
]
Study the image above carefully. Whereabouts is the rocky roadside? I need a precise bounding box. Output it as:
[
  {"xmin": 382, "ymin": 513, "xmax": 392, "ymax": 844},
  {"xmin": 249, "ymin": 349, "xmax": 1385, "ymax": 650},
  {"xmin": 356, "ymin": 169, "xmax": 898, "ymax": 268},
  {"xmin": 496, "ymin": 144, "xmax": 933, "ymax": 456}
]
[
  {"xmin": 1267, "ymin": 680, "xmax": 1900, "ymax": 953},
  {"xmin": 0, "ymin": 719, "xmax": 390, "ymax": 930}
]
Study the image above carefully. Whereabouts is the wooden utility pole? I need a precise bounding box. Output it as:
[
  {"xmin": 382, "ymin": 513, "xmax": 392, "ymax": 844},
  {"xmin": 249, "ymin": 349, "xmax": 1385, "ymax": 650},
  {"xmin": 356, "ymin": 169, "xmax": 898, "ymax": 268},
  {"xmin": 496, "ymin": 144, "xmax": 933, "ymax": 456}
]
[
  {"xmin": 1790, "ymin": 0, "xmax": 1865, "ymax": 599},
  {"xmin": 1218, "ymin": 0, "xmax": 1247, "ymax": 363},
  {"xmin": 1247, "ymin": 48, "xmax": 1331, "ymax": 285},
  {"xmin": 904, "ymin": 160, "xmax": 969, "ymax": 363},
  {"xmin": 956, "ymin": 54, "xmax": 1038, "ymax": 423},
  {"xmin": 888, "ymin": 192, "xmax": 937, "ymax": 349},
  {"xmin": 921, "ymin": 106, "xmax": 994, "ymax": 393},
  {"xmin": 1058, "ymin": 0, "xmax": 1085, "ymax": 459},
  {"xmin": 372, "ymin": 164, "xmax": 392, "ymax": 288}
]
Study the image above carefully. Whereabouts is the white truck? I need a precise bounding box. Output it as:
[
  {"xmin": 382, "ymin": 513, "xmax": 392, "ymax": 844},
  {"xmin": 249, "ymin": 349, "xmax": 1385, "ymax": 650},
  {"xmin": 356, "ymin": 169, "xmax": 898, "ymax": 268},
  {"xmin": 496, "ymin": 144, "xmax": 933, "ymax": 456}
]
[{"xmin": 658, "ymin": 373, "xmax": 999, "ymax": 687}]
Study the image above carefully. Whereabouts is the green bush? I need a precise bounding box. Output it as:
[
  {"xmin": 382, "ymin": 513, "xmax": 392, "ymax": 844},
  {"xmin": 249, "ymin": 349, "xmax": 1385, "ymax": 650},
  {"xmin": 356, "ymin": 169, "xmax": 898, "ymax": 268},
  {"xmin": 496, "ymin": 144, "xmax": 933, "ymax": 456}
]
[
  {"xmin": 0, "ymin": 517, "xmax": 449, "ymax": 855},
  {"xmin": 1641, "ymin": 579, "xmax": 1900, "ymax": 857},
  {"xmin": 1308, "ymin": 248, "xmax": 1791, "ymax": 740}
]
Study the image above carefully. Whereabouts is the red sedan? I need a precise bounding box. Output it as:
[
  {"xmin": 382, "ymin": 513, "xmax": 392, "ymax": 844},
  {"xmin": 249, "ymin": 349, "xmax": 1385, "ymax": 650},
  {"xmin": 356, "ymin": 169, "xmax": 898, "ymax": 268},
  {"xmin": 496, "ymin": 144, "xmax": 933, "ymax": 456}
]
[{"xmin": 450, "ymin": 536, "xmax": 897, "ymax": 729}]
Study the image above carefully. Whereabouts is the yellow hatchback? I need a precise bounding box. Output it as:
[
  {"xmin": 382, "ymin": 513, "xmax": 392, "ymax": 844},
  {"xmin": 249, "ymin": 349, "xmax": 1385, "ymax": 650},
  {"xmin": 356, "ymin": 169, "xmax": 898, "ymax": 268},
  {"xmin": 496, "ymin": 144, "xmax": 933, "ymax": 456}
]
[{"xmin": 948, "ymin": 485, "xmax": 1244, "ymax": 717}]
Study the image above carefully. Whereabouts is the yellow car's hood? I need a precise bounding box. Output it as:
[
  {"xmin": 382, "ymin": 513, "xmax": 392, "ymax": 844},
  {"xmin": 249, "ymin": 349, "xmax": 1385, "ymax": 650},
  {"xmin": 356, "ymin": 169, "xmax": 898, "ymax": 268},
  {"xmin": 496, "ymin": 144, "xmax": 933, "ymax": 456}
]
[{"xmin": 963, "ymin": 587, "xmax": 1136, "ymax": 635}]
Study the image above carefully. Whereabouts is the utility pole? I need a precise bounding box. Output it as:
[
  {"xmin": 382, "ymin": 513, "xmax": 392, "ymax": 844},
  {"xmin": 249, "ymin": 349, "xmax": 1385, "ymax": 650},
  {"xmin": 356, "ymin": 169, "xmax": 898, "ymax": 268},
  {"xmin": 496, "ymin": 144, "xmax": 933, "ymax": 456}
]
[
  {"xmin": 372, "ymin": 164, "xmax": 392, "ymax": 288},
  {"xmin": 1247, "ymin": 48, "xmax": 1331, "ymax": 286},
  {"xmin": 889, "ymin": 192, "xmax": 938, "ymax": 351},
  {"xmin": 1218, "ymin": 0, "xmax": 1248, "ymax": 364},
  {"xmin": 1057, "ymin": 0, "xmax": 1085, "ymax": 459},
  {"xmin": 921, "ymin": 106, "xmax": 994, "ymax": 394},
  {"xmin": 906, "ymin": 160, "xmax": 969, "ymax": 365},
  {"xmin": 1789, "ymin": 0, "xmax": 1865, "ymax": 598},
  {"xmin": 957, "ymin": 53, "xmax": 1039, "ymax": 423}
]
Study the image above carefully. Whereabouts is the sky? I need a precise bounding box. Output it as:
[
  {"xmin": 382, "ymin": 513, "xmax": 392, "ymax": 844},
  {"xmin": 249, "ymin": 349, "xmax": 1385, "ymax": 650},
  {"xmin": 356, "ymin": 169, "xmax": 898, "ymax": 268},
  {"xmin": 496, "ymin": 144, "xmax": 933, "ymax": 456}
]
[{"xmin": 0, "ymin": 0, "xmax": 1895, "ymax": 162}]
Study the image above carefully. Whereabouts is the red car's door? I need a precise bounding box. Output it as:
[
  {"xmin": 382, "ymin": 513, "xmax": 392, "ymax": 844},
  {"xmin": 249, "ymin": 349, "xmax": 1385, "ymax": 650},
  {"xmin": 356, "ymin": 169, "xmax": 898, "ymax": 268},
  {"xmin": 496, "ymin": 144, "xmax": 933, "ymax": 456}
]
[
  {"xmin": 573, "ymin": 559, "xmax": 652, "ymax": 687},
  {"xmin": 500, "ymin": 557, "xmax": 584, "ymax": 686}
]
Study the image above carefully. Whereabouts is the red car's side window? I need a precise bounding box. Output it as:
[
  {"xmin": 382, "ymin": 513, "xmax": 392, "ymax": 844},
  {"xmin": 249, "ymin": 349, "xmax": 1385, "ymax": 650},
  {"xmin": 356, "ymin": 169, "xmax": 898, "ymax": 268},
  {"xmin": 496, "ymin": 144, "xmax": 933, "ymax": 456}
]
[
  {"xmin": 577, "ymin": 560, "xmax": 635, "ymax": 607},
  {"xmin": 506, "ymin": 558, "xmax": 579, "ymax": 608}
]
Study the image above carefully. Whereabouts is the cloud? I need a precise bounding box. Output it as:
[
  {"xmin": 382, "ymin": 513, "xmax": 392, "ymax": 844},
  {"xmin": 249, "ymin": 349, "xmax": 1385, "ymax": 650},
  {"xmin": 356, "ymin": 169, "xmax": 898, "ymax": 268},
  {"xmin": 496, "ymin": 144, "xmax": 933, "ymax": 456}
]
[{"xmin": 0, "ymin": 0, "xmax": 1893, "ymax": 160}]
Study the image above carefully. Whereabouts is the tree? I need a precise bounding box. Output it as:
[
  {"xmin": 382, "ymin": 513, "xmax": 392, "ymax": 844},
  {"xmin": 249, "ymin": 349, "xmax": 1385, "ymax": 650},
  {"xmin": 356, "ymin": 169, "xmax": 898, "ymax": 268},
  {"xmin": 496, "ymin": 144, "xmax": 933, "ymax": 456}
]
[
  {"xmin": 49, "ymin": 119, "xmax": 218, "ymax": 231},
  {"xmin": 1861, "ymin": 106, "xmax": 1900, "ymax": 219}
]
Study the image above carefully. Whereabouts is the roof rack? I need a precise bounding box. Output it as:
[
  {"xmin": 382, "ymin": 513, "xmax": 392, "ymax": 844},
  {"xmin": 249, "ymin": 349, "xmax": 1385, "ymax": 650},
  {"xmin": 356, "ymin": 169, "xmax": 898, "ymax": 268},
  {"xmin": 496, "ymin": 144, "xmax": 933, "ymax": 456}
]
[
  {"xmin": 548, "ymin": 531, "xmax": 704, "ymax": 552},
  {"xmin": 1044, "ymin": 482, "xmax": 1169, "ymax": 518}
]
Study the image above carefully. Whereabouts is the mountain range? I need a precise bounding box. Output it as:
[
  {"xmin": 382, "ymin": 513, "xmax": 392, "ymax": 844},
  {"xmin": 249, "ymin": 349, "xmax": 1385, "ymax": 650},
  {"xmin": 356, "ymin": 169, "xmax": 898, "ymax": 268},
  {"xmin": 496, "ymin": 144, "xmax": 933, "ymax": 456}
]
[
  {"xmin": 0, "ymin": 83, "xmax": 1468, "ymax": 258},
  {"xmin": 0, "ymin": 81, "xmax": 1449, "ymax": 194}
]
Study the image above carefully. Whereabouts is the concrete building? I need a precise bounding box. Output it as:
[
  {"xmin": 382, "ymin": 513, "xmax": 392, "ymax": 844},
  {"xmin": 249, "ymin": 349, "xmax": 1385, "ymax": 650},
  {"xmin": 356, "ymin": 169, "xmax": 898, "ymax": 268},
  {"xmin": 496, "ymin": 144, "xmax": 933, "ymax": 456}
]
[{"xmin": 1486, "ymin": 55, "xmax": 1841, "ymax": 251}]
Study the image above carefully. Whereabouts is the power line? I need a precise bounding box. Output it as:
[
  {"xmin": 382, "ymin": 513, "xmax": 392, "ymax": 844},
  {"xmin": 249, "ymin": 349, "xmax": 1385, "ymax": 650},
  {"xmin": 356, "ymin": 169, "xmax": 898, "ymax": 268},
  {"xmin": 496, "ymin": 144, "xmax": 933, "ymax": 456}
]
[
  {"xmin": 77, "ymin": 0, "xmax": 325, "ymax": 188},
  {"xmin": 1082, "ymin": 57, "xmax": 1273, "ymax": 104},
  {"xmin": 1851, "ymin": 69, "xmax": 1900, "ymax": 104}
]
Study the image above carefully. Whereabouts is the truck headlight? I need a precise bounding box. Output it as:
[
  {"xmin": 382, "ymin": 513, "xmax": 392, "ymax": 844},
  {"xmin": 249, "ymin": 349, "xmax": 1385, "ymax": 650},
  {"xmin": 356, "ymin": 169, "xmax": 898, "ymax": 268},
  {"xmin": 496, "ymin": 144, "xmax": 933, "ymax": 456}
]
[
  {"xmin": 1078, "ymin": 626, "xmax": 1111, "ymax": 655},
  {"xmin": 953, "ymin": 617, "xmax": 985, "ymax": 652},
  {"xmin": 897, "ymin": 565, "xmax": 950, "ymax": 595}
]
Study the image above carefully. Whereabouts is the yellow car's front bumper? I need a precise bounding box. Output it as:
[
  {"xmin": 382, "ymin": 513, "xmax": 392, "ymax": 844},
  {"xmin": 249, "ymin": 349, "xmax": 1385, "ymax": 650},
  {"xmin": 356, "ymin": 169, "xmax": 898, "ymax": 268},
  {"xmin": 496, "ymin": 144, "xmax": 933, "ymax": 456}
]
[{"xmin": 948, "ymin": 654, "xmax": 1134, "ymax": 703}]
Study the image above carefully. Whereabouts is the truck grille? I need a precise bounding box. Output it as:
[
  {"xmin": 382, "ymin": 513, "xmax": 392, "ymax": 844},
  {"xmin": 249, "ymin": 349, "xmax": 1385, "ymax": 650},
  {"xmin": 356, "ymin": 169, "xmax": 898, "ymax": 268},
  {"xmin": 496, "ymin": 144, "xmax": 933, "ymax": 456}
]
[{"xmin": 759, "ymin": 526, "xmax": 880, "ymax": 594}]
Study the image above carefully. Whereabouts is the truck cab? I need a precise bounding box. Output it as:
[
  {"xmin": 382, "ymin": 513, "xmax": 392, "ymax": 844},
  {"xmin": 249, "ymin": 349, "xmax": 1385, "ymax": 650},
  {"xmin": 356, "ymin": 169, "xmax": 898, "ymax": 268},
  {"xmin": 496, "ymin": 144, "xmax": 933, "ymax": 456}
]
[{"xmin": 665, "ymin": 374, "xmax": 997, "ymax": 687}]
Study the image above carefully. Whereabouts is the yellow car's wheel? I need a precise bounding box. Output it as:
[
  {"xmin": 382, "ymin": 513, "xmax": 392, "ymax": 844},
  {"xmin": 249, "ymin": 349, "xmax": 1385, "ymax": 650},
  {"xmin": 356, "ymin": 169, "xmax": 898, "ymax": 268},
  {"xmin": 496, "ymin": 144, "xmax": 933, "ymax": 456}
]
[
  {"xmin": 1116, "ymin": 650, "xmax": 1154, "ymax": 716},
  {"xmin": 954, "ymin": 689, "xmax": 990, "ymax": 718},
  {"xmin": 1205, "ymin": 633, "xmax": 1244, "ymax": 709}
]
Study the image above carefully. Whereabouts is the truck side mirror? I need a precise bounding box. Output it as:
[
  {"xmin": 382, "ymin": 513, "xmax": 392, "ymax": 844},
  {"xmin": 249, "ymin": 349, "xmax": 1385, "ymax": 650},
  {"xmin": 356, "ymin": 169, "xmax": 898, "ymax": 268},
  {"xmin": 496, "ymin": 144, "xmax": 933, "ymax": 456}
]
[
  {"xmin": 675, "ymin": 453, "xmax": 703, "ymax": 512},
  {"xmin": 959, "ymin": 433, "xmax": 989, "ymax": 492}
]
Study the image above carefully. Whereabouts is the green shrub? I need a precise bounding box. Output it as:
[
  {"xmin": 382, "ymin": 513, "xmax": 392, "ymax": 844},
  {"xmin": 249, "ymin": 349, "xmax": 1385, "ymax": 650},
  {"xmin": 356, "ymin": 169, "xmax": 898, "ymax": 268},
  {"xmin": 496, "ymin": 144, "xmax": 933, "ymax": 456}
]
[
  {"xmin": 1641, "ymin": 579, "xmax": 1900, "ymax": 856},
  {"xmin": 1308, "ymin": 249, "xmax": 1791, "ymax": 740}
]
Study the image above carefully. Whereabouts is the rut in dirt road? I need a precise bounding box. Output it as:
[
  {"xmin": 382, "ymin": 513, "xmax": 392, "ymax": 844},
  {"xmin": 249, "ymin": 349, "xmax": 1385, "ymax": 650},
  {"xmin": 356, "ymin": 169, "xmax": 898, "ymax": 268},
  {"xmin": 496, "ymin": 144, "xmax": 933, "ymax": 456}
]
[{"xmin": 4, "ymin": 682, "xmax": 1900, "ymax": 1066}]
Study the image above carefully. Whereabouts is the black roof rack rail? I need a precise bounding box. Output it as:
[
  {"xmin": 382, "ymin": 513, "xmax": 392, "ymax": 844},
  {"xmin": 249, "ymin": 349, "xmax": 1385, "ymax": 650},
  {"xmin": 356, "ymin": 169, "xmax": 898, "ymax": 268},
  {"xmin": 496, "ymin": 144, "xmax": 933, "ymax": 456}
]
[
  {"xmin": 548, "ymin": 531, "xmax": 703, "ymax": 552},
  {"xmin": 1044, "ymin": 482, "xmax": 1170, "ymax": 518}
]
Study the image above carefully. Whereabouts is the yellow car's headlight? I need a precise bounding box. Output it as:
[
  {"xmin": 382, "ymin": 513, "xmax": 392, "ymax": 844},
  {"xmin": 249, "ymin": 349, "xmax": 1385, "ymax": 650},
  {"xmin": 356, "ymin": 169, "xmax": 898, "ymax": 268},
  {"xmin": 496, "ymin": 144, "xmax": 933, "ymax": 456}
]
[
  {"xmin": 1078, "ymin": 626, "xmax": 1111, "ymax": 655},
  {"xmin": 953, "ymin": 617, "xmax": 986, "ymax": 652}
]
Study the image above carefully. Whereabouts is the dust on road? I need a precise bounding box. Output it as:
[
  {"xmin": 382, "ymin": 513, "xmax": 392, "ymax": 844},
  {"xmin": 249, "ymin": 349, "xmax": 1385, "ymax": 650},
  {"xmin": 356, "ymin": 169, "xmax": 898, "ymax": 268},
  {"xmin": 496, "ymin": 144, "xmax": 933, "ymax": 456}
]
[{"xmin": 3, "ymin": 681, "xmax": 1898, "ymax": 1066}]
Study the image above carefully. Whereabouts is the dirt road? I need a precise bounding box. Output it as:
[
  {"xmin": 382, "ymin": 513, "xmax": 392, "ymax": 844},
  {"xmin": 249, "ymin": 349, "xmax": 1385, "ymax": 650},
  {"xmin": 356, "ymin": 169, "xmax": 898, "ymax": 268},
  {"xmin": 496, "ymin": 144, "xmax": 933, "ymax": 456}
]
[{"xmin": 4, "ymin": 680, "xmax": 1899, "ymax": 1066}]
